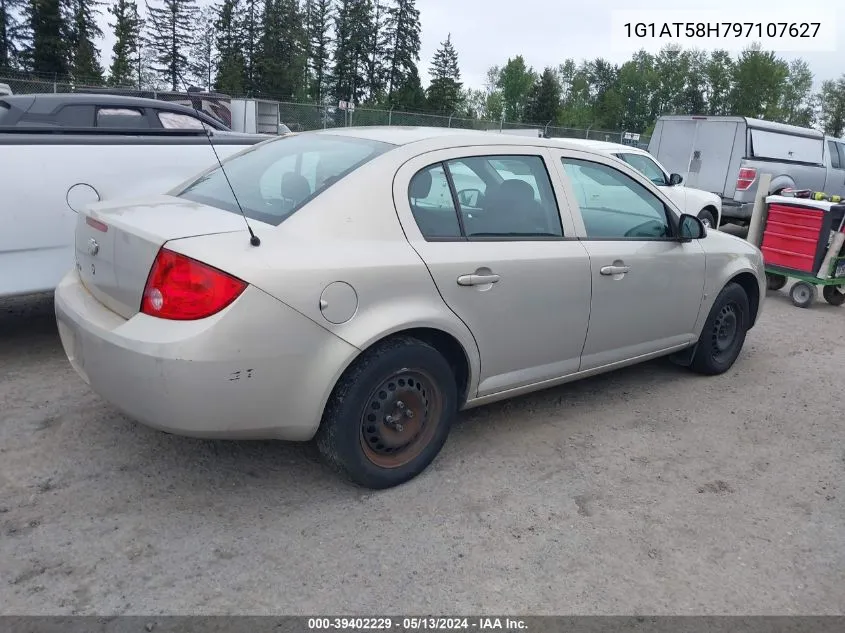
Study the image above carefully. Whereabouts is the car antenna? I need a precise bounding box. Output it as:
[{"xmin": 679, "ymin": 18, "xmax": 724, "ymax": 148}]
[{"xmin": 175, "ymin": 72, "xmax": 260, "ymax": 247}]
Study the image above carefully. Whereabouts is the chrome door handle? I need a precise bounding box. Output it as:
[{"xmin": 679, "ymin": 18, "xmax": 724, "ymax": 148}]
[
  {"xmin": 457, "ymin": 273, "xmax": 501, "ymax": 286},
  {"xmin": 600, "ymin": 265, "xmax": 630, "ymax": 276}
]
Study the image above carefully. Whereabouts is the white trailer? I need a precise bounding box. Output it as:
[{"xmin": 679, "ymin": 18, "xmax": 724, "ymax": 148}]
[{"xmin": 230, "ymin": 98, "xmax": 288, "ymax": 135}]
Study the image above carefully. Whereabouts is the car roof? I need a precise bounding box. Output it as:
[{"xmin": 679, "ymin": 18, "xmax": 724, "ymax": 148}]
[
  {"xmin": 314, "ymin": 126, "xmax": 648, "ymax": 155},
  {"xmin": 2, "ymin": 92, "xmax": 224, "ymax": 122}
]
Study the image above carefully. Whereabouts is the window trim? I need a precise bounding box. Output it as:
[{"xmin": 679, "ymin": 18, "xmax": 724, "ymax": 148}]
[
  {"xmin": 407, "ymin": 153, "xmax": 569, "ymax": 243},
  {"xmin": 559, "ymin": 156, "xmax": 681, "ymax": 242}
]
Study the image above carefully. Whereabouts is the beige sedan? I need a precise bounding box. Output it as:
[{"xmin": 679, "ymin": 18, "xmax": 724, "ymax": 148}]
[{"xmin": 55, "ymin": 127, "xmax": 766, "ymax": 489}]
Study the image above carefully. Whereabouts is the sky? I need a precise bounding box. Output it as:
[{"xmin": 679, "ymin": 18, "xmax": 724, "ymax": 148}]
[{"xmin": 96, "ymin": 0, "xmax": 843, "ymax": 92}]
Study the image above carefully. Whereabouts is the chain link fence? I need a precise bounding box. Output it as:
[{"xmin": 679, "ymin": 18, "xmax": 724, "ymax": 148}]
[{"xmin": 1, "ymin": 73, "xmax": 650, "ymax": 147}]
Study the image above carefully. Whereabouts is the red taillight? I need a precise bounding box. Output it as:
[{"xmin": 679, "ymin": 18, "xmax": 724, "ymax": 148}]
[
  {"xmin": 140, "ymin": 248, "xmax": 247, "ymax": 320},
  {"xmin": 86, "ymin": 216, "xmax": 109, "ymax": 232},
  {"xmin": 736, "ymin": 167, "xmax": 757, "ymax": 191}
]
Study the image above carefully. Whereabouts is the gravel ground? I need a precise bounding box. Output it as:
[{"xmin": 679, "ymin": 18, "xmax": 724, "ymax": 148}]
[{"xmin": 1, "ymin": 281, "xmax": 844, "ymax": 616}]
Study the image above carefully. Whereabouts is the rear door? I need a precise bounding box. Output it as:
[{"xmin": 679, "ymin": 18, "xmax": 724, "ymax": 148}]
[
  {"xmin": 826, "ymin": 140, "xmax": 845, "ymax": 196},
  {"xmin": 393, "ymin": 145, "xmax": 592, "ymax": 398},
  {"xmin": 548, "ymin": 148, "xmax": 706, "ymax": 370}
]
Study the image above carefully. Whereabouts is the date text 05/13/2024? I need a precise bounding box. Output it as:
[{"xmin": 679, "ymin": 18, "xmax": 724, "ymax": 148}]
[
  {"xmin": 307, "ymin": 617, "xmax": 528, "ymax": 630},
  {"xmin": 623, "ymin": 22, "xmax": 821, "ymax": 39}
]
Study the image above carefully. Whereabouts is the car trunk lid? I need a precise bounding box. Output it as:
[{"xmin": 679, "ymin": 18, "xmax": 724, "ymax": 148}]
[{"xmin": 75, "ymin": 195, "xmax": 249, "ymax": 319}]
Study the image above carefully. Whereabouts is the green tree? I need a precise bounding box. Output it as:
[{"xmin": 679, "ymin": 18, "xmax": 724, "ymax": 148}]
[
  {"xmin": 524, "ymin": 67, "xmax": 560, "ymax": 124},
  {"xmin": 818, "ymin": 76, "xmax": 845, "ymax": 137},
  {"xmin": 728, "ymin": 44, "xmax": 789, "ymax": 119},
  {"xmin": 425, "ymin": 33, "xmax": 462, "ymax": 114},
  {"xmin": 363, "ymin": 0, "xmax": 388, "ymax": 103},
  {"xmin": 189, "ymin": 4, "xmax": 215, "ymax": 88},
  {"xmin": 68, "ymin": 0, "xmax": 103, "ymax": 82},
  {"xmin": 617, "ymin": 51, "xmax": 656, "ymax": 132},
  {"xmin": 778, "ymin": 59, "xmax": 815, "ymax": 126},
  {"xmin": 497, "ymin": 55, "xmax": 535, "ymax": 121},
  {"xmin": 1, "ymin": 0, "xmax": 24, "ymax": 70},
  {"xmin": 705, "ymin": 49, "xmax": 733, "ymax": 115},
  {"xmin": 241, "ymin": 0, "xmax": 262, "ymax": 94},
  {"xmin": 254, "ymin": 0, "xmax": 305, "ymax": 100},
  {"xmin": 331, "ymin": 0, "xmax": 370, "ymax": 104},
  {"xmin": 390, "ymin": 62, "xmax": 426, "ymax": 110},
  {"xmin": 305, "ymin": 0, "xmax": 332, "ymax": 103},
  {"xmin": 559, "ymin": 62, "xmax": 592, "ymax": 127},
  {"xmin": 144, "ymin": 0, "xmax": 199, "ymax": 90},
  {"xmin": 24, "ymin": 0, "xmax": 71, "ymax": 77},
  {"xmin": 107, "ymin": 0, "xmax": 142, "ymax": 86},
  {"xmin": 383, "ymin": 0, "xmax": 420, "ymax": 106},
  {"xmin": 214, "ymin": 0, "xmax": 246, "ymax": 94}
]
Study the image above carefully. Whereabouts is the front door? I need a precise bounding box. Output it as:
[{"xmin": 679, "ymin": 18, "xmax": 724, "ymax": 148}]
[
  {"xmin": 553, "ymin": 153, "xmax": 706, "ymax": 371},
  {"xmin": 394, "ymin": 147, "xmax": 592, "ymax": 397}
]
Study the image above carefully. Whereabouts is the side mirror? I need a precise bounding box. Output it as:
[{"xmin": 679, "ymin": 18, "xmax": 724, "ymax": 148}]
[
  {"xmin": 678, "ymin": 213, "xmax": 706, "ymax": 241},
  {"xmin": 669, "ymin": 173, "xmax": 684, "ymax": 186}
]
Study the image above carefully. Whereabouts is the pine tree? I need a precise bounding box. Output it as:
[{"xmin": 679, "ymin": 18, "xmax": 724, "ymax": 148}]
[
  {"xmin": 108, "ymin": 0, "xmax": 142, "ymax": 86},
  {"xmin": 24, "ymin": 0, "xmax": 71, "ymax": 77},
  {"xmin": 144, "ymin": 0, "xmax": 199, "ymax": 90},
  {"xmin": 383, "ymin": 0, "xmax": 420, "ymax": 105},
  {"xmin": 254, "ymin": 0, "xmax": 305, "ymax": 100},
  {"xmin": 524, "ymin": 67, "xmax": 560, "ymax": 124},
  {"xmin": 67, "ymin": 0, "xmax": 103, "ymax": 82},
  {"xmin": 241, "ymin": 0, "xmax": 262, "ymax": 94},
  {"xmin": 331, "ymin": 0, "xmax": 370, "ymax": 104},
  {"xmin": 363, "ymin": 0, "xmax": 388, "ymax": 103},
  {"xmin": 190, "ymin": 4, "xmax": 215, "ymax": 89},
  {"xmin": 305, "ymin": 0, "xmax": 332, "ymax": 103},
  {"xmin": 425, "ymin": 33, "xmax": 461, "ymax": 113},
  {"xmin": 213, "ymin": 0, "xmax": 246, "ymax": 94},
  {"xmin": 1, "ymin": 0, "xmax": 24, "ymax": 71}
]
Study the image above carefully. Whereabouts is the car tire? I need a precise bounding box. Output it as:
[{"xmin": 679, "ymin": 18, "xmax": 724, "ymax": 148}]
[
  {"xmin": 689, "ymin": 282, "xmax": 750, "ymax": 376},
  {"xmin": 315, "ymin": 336, "xmax": 458, "ymax": 489},
  {"xmin": 698, "ymin": 208, "xmax": 717, "ymax": 229},
  {"xmin": 822, "ymin": 284, "xmax": 845, "ymax": 306}
]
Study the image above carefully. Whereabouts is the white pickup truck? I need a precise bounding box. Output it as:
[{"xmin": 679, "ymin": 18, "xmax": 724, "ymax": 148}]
[{"xmin": 1, "ymin": 92, "xmax": 270, "ymax": 298}]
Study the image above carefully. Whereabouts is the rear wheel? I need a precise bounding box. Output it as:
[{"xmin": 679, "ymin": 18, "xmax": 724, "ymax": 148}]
[
  {"xmin": 315, "ymin": 336, "xmax": 457, "ymax": 489},
  {"xmin": 823, "ymin": 284, "xmax": 845, "ymax": 306},
  {"xmin": 689, "ymin": 282, "xmax": 750, "ymax": 376},
  {"xmin": 766, "ymin": 273, "xmax": 787, "ymax": 291},
  {"xmin": 790, "ymin": 281, "xmax": 815, "ymax": 308},
  {"xmin": 698, "ymin": 208, "xmax": 717, "ymax": 229}
]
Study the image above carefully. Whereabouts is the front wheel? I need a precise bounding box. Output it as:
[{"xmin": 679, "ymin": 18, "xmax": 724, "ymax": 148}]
[
  {"xmin": 315, "ymin": 336, "xmax": 458, "ymax": 489},
  {"xmin": 822, "ymin": 284, "xmax": 845, "ymax": 306},
  {"xmin": 689, "ymin": 282, "xmax": 750, "ymax": 375},
  {"xmin": 698, "ymin": 208, "xmax": 717, "ymax": 229}
]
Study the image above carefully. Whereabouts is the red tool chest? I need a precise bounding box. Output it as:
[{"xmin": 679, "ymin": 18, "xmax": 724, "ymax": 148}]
[{"xmin": 761, "ymin": 200, "xmax": 845, "ymax": 274}]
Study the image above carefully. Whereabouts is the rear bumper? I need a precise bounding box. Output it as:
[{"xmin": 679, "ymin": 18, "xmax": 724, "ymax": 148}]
[
  {"xmin": 721, "ymin": 200, "xmax": 755, "ymax": 221},
  {"xmin": 54, "ymin": 269, "xmax": 359, "ymax": 441}
]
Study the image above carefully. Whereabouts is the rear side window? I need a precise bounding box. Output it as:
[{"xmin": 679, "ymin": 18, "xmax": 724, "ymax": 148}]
[
  {"xmin": 408, "ymin": 154, "xmax": 564, "ymax": 240},
  {"xmin": 177, "ymin": 134, "xmax": 394, "ymax": 226},
  {"xmin": 97, "ymin": 107, "xmax": 149, "ymax": 128},
  {"xmin": 158, "ymin": 111, "xmax": 206, "ymax": 129}
]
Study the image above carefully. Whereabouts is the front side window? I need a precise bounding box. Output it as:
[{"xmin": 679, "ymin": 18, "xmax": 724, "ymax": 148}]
[
  {"xmin": 829, "ymin": 141, "xmax": 844, "ymax": 170},
  {"xmin": 408, "ymin": 154, "xmax": 563, "ymax": 240},
  {"xmin": 561, "ymin": 158, "xmax": 672, "ymax": 239},
  {"xmin": 617, "ymin": 153, "xmax": 668, "ymax": 186},
  {"xmin": 178, "ymin": 134, "xmax": 394, "ymax": 226}
]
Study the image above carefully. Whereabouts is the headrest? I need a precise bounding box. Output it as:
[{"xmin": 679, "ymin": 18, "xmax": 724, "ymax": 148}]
[
  {"xmin": 281, "ymin": 172, "xmax": 312, "ymax": 204},
  {"xmin": 410, "ymin": 170, "xmax": 433, "ymax": 199},
  {"xmin": 498, "ymin": 178, "xmax": 535, "ymax": 202}
]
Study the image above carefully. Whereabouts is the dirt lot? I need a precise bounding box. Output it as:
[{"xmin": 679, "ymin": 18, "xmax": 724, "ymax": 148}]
[{"xmin": 1, "ymin": 285, "xmax": 844, "ymax": 616}]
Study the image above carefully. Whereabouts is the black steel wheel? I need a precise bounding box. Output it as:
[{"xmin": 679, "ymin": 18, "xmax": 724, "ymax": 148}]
[
  {"xmin": 790, "ymin": 281, "xmax": 815, "ymax": 309},
  {"xmin": 823, "ymin": 284, "xmax": 845, "ymax": 306},
  {"xmin": 766, "ymin": 273, "xmax": 787, "ymax": 291},
  {"xmin": 689, "ymin": 282, "xmax": 750, "ymax": 375},
  {"xmin": 316, "ymin": 336, "xmax": 457, "ymax": 489}
]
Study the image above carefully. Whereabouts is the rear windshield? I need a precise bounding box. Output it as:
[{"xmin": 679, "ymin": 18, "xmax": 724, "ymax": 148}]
[{"xmin": 177, "ymin": 133, "xmax": 394, "ymax": 226}]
